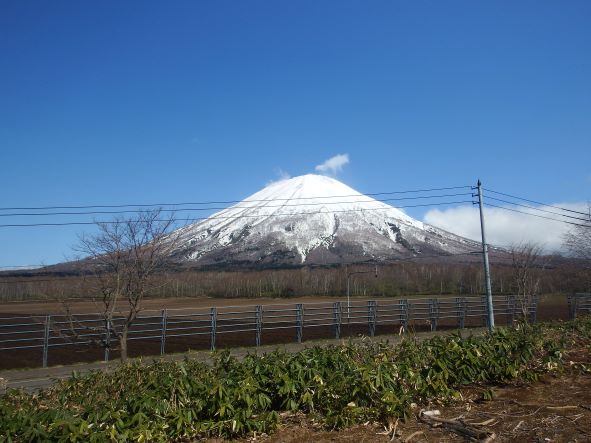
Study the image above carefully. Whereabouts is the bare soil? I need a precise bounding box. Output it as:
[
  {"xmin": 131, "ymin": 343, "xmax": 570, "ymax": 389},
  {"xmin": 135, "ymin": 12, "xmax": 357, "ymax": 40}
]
[
  {"xmin": 0, "ymin": 294, "xmax": 570, "ymax": 318},
  {"xmin": 0, "ymin": 295, "xmax": 337, "ymax": 315}
]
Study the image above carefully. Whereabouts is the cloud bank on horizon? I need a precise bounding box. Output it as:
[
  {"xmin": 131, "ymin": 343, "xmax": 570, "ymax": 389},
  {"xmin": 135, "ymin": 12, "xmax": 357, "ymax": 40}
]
[
  {"xmin": 315, "ymin": 153, "xmax": 349, "ymax": 175},
  {"xmin": 424, "ymin": 202, "xmax": 587, "ymax": 252}
]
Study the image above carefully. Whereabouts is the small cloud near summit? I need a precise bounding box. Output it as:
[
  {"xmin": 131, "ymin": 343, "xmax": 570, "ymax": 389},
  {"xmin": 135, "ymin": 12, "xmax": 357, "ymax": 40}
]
[
  {"xmin": 266, "ymin": 168, "xmax": 291, "ymax": 185},
  {"xmin": 315, "ymin": 154, "xmax": 349, "ymax": 176}
]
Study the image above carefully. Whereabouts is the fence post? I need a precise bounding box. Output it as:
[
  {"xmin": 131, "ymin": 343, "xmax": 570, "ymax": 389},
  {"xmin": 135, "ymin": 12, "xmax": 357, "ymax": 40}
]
[
  {"xmin": 333, "ymin": 302, "xmax": 342, "ymax": 339},
  {"xmin": 42, "ymin": 315, "xmax": 51, "ymax": 368},
  {"xmin": 295, "ymin": 303, "xmax": 303, "ymax": 343},
  {"xmin": 160, "ymin": 309, "xmax": 168, "ymax": 356},
  {"xmin": 255, "ymin": 305, "xmax": 263, "ymax": 347},
  {"xmin": 481, "ymin": 295, "xmax": 489, "ymax": 328},
  {"xmin": 456, "ymin": 297, "xmax": 466, "ymax": 329},
  {"xmin": 210, "ymin": 307, "xmax": 217, "ymax": 351},
  {"xmin": 568, "ymin": 294, "xmax": 576, "ymax": 320},
  {"xmin": 529, "ymin": 295, "xmax": 538, "ymax": 323},
  {"xmin": 429, "ymin": 299, "xmax": 439, "ymax": 331},
  {"xmin": 368, "ymin": 300, "xmax": 377, "ymax": 337},
  {"xmin": 104, "ymin": 318, "xmax": 111, "ymax": 362},
  {"xmin": 399, "ymin": 299, "xmax": 408, "ymax": 333},
  {"xmin": 507, "ymin": 295, "xmax": 516, "ymax": 325}
]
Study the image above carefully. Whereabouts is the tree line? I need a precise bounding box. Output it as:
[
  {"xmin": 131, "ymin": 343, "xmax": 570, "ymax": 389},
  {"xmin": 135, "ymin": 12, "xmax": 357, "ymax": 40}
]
[{"xmin": 0, "ymin": 253, "xmax": 588, "ymax": 303}]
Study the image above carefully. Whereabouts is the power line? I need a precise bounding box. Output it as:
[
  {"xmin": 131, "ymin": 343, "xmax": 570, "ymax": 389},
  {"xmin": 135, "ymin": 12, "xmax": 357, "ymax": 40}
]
[
  {"xmin": 0, "ymin": 192, "xmax": 473, "ymax": 218},
  {"xmin": 485, "ymin": 196, "xmax": 591, "ymax": 223},
  {"xmin": 0, "ymin": 200, "xmax": 475, "ymax": 228},
  {"xmin": 484, "ymin": 188, "xmax": 590, "ymax": 217},
  {"xmin": 0, "ymin": 186, "xmax": 472, "ymax": 212},
  {"xmin": 484, "ymin": 203, "xmax": 591, "ymax": 228}
]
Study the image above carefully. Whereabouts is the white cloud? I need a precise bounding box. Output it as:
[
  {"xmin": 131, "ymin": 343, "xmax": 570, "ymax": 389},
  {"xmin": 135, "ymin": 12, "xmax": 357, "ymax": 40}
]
[
  {"xmin": 423, "ymin": 202, "xmax": 588, "ymax": 253},
  {"xmin": 315, "ymin": 153, "xmax": 349, "ymax": 175},
  {"xmin": 266, "ymin": 168, "xmax": 291, "ymax": 186}
]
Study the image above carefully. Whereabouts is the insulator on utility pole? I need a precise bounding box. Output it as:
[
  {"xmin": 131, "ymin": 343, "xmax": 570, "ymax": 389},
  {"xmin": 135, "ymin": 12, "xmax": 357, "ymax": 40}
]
[{"xmin": 476, "ymin": 179, "xmax": 495, "ymax": 330}]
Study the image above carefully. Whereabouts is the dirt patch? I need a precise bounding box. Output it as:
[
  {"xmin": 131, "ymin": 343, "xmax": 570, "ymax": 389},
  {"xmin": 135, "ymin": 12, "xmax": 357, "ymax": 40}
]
[
  {"xmin": 0, "ymin": 295, "xmax": 335, "ymax": 315},
  {"xmin": 0, "ymin": 294, "xmax": 568, "ymax": 316}
]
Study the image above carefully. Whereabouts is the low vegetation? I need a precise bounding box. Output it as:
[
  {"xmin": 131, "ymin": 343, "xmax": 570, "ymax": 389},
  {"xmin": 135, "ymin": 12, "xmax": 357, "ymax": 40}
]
[{"xmin": 1, "ymin": 318, "xmax": 590, "ymax": 442}]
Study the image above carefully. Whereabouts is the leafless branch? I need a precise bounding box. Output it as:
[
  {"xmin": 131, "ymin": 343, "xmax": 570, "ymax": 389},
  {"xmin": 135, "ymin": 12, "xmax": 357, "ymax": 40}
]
[{"xmin": 59, "ymin": 208, "xmax": 180, "ymax": 360}]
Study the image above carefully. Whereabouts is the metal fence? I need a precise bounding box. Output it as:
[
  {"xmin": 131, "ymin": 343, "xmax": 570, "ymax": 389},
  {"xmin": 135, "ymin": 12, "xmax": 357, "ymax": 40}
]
[
  {"xmin": 568, "ymin": 293, "xmax": 591, "ymax": 319},
  {"xmin": 0, "ymin": 295, "xmax": 542, "ymax": 368}
]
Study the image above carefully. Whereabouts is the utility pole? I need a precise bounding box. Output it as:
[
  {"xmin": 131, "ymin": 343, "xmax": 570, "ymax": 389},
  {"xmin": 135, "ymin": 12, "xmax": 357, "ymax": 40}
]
[{"xmin": 476, "ymin": 180, "xmax": 494, "ymax": 330}]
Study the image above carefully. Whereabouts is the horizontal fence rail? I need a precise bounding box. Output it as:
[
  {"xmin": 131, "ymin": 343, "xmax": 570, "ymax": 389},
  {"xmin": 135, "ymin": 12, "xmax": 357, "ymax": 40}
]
[{"xmin": 0, "ymin": 295, "xmax": 546, "ymax": 368}]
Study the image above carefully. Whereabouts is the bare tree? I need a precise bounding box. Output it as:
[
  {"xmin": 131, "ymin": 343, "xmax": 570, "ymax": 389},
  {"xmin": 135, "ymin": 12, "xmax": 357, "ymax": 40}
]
[
  {"xmin": 563, "ymin": 204, "xmax": 591, "ymax": 291},
  {"xmin": 510, "ymin": 242, "xmax": 545, "ymax": 319},
  {"xmin": 563, "ymin": 204, "xmax": 591, "ymax": 258},
  {"xmin": 73, "ymin": 209, "xmax": 178, "ymax": 360}
]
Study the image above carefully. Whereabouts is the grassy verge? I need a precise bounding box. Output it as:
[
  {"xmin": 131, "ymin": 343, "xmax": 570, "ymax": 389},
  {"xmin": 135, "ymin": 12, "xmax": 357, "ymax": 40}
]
[{"xmin": 1, "ymin": 318, "xmax": 590, "ymax": 442}]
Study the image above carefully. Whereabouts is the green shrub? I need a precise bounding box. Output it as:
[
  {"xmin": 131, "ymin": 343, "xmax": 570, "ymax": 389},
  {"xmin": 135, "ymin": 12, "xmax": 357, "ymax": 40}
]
[{"xmin": 0, "ymin": 318, "xmax": 589, "ymax": 442}]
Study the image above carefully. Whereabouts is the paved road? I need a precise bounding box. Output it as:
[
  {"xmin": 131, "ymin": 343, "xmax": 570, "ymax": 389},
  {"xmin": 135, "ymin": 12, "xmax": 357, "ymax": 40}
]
[{"xmin": 0, "ymin": 328, "xmax": 485, "ymax": 393}]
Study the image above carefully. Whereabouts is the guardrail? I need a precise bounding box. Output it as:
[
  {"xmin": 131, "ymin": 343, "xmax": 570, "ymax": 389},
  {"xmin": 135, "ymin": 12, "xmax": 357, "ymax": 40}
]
[
  {"xmin": 0, "ymin": 295, "xmax": 539, "ymax": 368},
  {"xmin": 568, "ymin": 293, "xmax": 591, "ymax": 319}
]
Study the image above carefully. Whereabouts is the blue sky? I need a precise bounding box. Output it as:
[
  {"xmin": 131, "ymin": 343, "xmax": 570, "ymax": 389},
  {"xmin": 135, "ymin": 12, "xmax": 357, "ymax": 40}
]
[{"xmin": 1, "ymin": 1, "xmax": 590, "ymax": 267}]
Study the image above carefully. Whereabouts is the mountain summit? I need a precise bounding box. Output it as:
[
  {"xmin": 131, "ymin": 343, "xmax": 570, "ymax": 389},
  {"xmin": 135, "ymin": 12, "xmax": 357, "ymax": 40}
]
[{"xmin": 170, "ymin": 174, "xmax": 479, "ymax": 267}]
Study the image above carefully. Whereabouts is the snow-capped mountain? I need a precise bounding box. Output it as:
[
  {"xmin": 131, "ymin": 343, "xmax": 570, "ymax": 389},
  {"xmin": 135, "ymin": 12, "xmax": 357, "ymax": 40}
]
[{"xmin": 170, "ymin": 174, "xmax": 480, "ymax": 267}]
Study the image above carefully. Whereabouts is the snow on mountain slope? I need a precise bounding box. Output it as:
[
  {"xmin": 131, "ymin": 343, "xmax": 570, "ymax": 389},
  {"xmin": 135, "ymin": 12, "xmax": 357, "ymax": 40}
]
[{"xmin": 170, "ymin": 174, "xmax": 479, "ymax": 266}]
